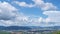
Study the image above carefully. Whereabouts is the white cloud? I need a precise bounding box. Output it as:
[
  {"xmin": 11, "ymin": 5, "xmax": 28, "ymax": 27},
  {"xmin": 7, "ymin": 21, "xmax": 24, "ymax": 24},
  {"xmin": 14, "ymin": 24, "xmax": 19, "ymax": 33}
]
[
  {"xmin": 43, "ymin": 11, "xmax": 60, "ymax": 26},
  {"xmin": 15, "ymin": 1, "xmax": 35, "ymax": 8},
  {"xmin": 0, "ymin": 2, "xmax": 17, "ymax": 20},
  {"xmin": 0, "ymin": 1, "xmax": 59, "ymax": 27},
  {"xmin": 13, "ymin": 0, "xmax": 60, "ymax": 26},
  {"xmin": 32, "ymin": 0, "xmax": 57, "ymax": 11},
  {"xmin": 0, "ymin": 1, "xmax": 18, "ymax": 26},
  {"xmin": 0, "ymin": 2, "xmax": 17, "ymax": 11},
  {"xmin": 0, "ymin": 1, "xmax": 43, "ymax": 26},
  {"xmin": 14, "ymin": 0, "xmax": 57, "ymax": 11}
]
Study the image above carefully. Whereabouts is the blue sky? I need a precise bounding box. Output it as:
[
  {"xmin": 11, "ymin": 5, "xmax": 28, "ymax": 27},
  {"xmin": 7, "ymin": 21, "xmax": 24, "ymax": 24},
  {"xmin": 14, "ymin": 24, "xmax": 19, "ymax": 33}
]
[{"xmin": 0, "ymin": 0, "xmax": 60, "ymax": 27}]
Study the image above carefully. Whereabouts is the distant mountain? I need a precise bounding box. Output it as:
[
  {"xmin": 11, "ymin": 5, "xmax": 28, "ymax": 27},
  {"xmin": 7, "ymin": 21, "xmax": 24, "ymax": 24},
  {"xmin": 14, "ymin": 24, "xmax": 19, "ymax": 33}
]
[
  {"xmin": 0, "ymin": 26, "xmax": 60, "ymax": 31},
  {"xmin": 0, "ymin": 26, "xmax": 31, "ymax": 30}
]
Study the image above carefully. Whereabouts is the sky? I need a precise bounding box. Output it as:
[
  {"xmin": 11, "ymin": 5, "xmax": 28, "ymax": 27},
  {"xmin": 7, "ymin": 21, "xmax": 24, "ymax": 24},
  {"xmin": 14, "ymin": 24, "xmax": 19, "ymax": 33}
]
[{"xmin": 0, "ymin": 0, "xmax": 60, "ymax": 27}]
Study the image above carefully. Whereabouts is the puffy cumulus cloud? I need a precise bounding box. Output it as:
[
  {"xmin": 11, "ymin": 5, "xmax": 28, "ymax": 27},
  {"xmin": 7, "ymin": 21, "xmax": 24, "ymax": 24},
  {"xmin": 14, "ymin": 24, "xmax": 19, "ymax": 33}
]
[
  {"xmin": 0, "ymin": 1, "xmax": 43, "ymax": 26},
  {"xmin": 15, "ymin": 1, "xmax": 35, "ymax": 8},
  {"xmin": 0, "ymin": 1, "xmax": 18, "ymax": 26},
  {"xmin": 0, "ymin": 1, "xmax": 26, "ymax": 26},
  {"xmin": 32, "ymin": 0, "xmax": 57, "ymax": 11},
  {"xmin": 43, "ymin": 11, "xmax": 60, "ymax": 26},
  {"xmin": 0, "ymin": 1, "xmax": 59, "ymax": 27},
  {"xmin": 14, "ymin": 0, "xmax": 57, "ymax": 11},
  {"xmin": 0, "ymin": 2, "xmax": 17, "ymax": 20},
  {"xmin": 15, "ymin": 16, "xmax": 43, "ymax": 26},
  {"xmin": 0, "ymin": 2, "xmax": 17, "ymax": 11}
]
